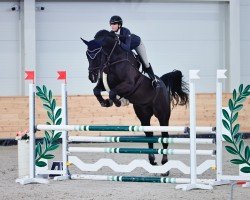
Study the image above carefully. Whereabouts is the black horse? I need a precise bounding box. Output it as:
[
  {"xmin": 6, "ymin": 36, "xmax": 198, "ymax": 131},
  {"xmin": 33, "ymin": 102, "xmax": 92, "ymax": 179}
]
[{"xmin": 81, "ymin": 30, "xmax": 189, "ymax": 173}]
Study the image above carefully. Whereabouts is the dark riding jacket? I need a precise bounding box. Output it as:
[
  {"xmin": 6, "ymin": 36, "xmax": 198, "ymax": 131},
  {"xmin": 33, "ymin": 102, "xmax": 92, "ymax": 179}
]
[{"xmin": 111, "ymin": 27, "xmax": 141, "ymax": 52}]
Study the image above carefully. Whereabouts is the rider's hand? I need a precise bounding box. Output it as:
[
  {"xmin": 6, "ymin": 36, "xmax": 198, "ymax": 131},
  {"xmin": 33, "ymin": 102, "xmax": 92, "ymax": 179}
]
[{"xmin": 115, "ymin": 35, "xmax": 121, "ymax": 45}]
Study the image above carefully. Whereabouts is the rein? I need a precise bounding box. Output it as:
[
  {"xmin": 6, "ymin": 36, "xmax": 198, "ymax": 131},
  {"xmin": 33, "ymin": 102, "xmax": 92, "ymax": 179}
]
[
  {"xmin": 102, "ymin": 40, "xmax": 118, "ymax": 67},
  {"xmin": 102, "ymin": 43, "xmax": 132, "ymax": 73},
  {"xmin": 88, "ymin": 40, "xmax": 129, "ymax": 74}
]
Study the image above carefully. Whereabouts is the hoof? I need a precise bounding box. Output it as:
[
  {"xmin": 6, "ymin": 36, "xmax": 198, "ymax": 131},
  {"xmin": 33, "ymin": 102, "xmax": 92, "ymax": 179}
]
[
  {"xmin": 161, "ymin": 155, "xmax": 168, "ymax": 165},
  {"xmin": 114, "ymin": 100, "xmax": 121, "ymax": 107},
  {"xmin": 150, "ymin": 161, "xmax": 158, "ymax": 166},
  {"xmin": 149, "ymin": 154, "xmax": 157, "ymax": 165},
  {"xmin": 161, "ymin": 171, "xmax": 170, "ymax": 177},
  {"xmin": 101, "ymin": 99, "xmax": 113, "ymax": 107},
  {"xmin": 161, "ymin": 160, "xmax": 168, "ymax": 165}
]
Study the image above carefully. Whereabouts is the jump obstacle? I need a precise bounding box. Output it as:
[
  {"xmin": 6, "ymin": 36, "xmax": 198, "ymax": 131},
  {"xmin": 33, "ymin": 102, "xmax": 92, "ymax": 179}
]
[{"xmin": 16, "ymin": 70, "xmax": 250, "ymax": 190}]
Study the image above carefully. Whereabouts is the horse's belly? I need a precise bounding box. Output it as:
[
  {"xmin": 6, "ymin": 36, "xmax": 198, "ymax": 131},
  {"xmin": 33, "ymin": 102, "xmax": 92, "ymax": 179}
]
[{"xmin": 126, "ymin": 88, "xmax": 155, "ymax": 105}]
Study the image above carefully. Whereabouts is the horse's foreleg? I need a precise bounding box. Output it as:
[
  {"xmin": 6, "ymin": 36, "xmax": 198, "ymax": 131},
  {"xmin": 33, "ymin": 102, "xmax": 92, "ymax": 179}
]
[
  {"xmin": 109, "ymin": 90, "xmax": 121, "ymax": 107},
  {"xmin": 109, "ymin": 82, "xmax": 134, "ymax": 107},
  {"xmin": 93, "ymin": 86, "xmax": 113, "ymax": 107}
]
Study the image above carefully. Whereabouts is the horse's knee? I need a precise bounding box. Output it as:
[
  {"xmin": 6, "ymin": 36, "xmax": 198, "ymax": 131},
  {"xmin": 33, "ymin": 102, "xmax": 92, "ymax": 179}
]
[{"xmin": 93, "ymin": 87, "xmax": 102, "ymax": 96}]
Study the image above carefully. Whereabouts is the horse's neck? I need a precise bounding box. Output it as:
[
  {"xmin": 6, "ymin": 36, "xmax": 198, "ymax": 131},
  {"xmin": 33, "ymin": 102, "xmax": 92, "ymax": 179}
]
[
  {"xmin": 103, "ymin": 45, "xmax": 141, "ymax": 77},
  {"xmin": 108, "ymin": 47, "xmax": 127, "ymax": 61}
]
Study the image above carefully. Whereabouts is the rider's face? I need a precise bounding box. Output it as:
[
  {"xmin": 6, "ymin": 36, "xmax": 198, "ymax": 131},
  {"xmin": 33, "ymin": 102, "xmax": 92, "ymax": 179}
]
[{"xmin": 110, "ymin": 23, "xmax": 119, "ymax": 32}]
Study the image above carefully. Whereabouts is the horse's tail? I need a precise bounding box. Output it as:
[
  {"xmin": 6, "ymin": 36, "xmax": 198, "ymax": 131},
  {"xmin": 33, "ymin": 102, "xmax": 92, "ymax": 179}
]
[{"xmin": 160, "ymin": 70, "xmax": 189, "ymax": 107}]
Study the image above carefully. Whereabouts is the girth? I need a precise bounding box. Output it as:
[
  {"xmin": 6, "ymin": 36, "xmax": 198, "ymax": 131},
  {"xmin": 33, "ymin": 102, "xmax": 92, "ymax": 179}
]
[{"xmin": 124, "ymin": 76, "xmax": 144, "ymax": 99}]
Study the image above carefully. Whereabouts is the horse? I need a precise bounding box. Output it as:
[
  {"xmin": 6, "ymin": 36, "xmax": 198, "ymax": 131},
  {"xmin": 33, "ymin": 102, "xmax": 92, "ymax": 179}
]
[{"xmin": 81, "ymin": 30, "xmax": 189, "ymax": 175}]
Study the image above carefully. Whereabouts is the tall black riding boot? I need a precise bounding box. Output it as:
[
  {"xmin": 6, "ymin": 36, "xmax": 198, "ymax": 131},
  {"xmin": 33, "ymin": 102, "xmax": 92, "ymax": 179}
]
[{"xmin": 145, "ymin": 64, "xmax": 160, "ymax": 88}]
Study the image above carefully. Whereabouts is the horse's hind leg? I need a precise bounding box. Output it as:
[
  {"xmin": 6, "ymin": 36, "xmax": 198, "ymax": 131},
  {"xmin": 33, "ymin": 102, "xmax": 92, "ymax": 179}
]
[
  {"xmin": 159, "ymin": 119, "xmax": 169, "ymax": 165},
  {"xmin": 155, "ymin": 115, "xmax": 170, "ymax": 176},
  {"xmin": 133, "ymin": 105, "xmax": 156, "ymax": 165},
  {"xmin": 153, "ymin": 91, "xmax": 171, "ymax": 175}
]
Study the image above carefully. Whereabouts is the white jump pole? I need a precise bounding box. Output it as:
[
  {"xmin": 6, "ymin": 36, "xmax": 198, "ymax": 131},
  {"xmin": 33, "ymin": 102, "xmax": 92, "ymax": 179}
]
[
  {"xmin": 54, "ymin": 83, "xmax": 70, "ymax": 181},
  {"xmin": 213, "ymin": 70, "xmax": 250, "ymax": 186},
  {"xmin": 29, "ymin": 83, "xmax": 35, "ymax": 179},
  {"xmin": 16, "ymin": 83, "xmax": 49, "ymax": 185},
  {"xmin": 212, "ymin": 70, "xmax": 230, "ymax": 186},
  {"xmin": 176, "ymin": 70, "xmax": 213, "ymax": 191},
  {"xmin": 62, "ymin": 83, "xmax": 69, "ymax": 179},
  {"xmin": 54, "ymin": 71, "xmax": 70, "ymax": 181},
  {"xmin": 36, "ymin": 125, "xmax": 214, "ymax": 133}
]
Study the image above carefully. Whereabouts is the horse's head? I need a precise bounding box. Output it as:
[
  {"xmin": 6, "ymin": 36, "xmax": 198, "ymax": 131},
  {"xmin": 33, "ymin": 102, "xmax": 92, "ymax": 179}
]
[
  {"xmin": 81, "ymin": 30, "xmax": 118, "ymax": 83},
  {"xmin": 81, "ymin": 38, "xmax": 103, "ymax": 83}
]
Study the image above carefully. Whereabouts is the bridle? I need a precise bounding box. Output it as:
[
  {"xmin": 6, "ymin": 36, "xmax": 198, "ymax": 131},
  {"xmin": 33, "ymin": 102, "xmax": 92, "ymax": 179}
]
[
  {"xmin": 102, "ymin": 40, "xmax": 132, "ymax": 71},
  {"xmin": 88, "ymin": 40, "xmax": 119, "ymax": 74},
  {"xmin": 86, "ymin": 47, "xmax": 102, "ymax": 59},
  {"xmin": 87, "ymin": 46, "xmax": 103, "ymax": 74},
  {"xmin": 88, "ymin": 39, "xmax": 131, "ymax": 76}
]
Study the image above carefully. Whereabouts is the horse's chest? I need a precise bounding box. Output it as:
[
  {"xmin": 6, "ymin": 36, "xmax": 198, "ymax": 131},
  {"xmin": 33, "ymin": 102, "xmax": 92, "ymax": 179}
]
[{"xmin": 102, "ymin": 73, "xmax": 118, "ymax": 91}]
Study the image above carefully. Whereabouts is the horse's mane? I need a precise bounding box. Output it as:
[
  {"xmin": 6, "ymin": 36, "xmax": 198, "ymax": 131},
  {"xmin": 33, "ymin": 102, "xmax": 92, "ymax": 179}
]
[{"xmin": 94, "ymin": 29, "xmax": 116, "ymax": 42}]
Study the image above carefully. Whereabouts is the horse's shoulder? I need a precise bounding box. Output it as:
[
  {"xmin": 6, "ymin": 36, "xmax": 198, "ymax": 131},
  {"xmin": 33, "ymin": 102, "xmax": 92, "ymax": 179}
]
[{"xmin": 126, "ymin": 51, "xmax": 141, "ymax": 70}]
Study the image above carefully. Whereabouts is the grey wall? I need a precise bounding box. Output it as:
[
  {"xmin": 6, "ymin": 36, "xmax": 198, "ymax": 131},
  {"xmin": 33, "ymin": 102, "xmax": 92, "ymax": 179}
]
[
  {"xmin": 240, "ymin": 0, "xmax": 250, "ymax": 87},
  {"xmin": 0, "ymin": 2, "xmax": 20, "ymax": 95},
  {"xmin": 35, "ymin": 1, "xmax": 227, "ymax": 94},
  {"xmin": 0, "ymin": 0, "xmax": 248, "ymax": 96}
]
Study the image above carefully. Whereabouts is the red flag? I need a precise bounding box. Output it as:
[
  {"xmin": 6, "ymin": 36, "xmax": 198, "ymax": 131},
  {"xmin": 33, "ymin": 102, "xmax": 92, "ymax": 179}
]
[
  {"xmin": 57, "ymin": 71, "xmax": 66, "ymax": 80},
  {"xmin": 25, "ymin": 71, "xmax": 35, "ymax": 81}
]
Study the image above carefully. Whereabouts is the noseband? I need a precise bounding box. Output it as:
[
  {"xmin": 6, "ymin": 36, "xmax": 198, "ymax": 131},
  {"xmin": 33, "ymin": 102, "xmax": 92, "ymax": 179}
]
[{"xmin": 87, "ymin": 47, "xmax": 102, "ymax": 73}]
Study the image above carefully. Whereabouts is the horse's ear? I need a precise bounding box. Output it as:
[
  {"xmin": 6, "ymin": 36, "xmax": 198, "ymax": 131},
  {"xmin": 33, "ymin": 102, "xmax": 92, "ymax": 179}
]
[{"xmin": 80, "ymin": 38, "xmax": 89, "ymax": 46}]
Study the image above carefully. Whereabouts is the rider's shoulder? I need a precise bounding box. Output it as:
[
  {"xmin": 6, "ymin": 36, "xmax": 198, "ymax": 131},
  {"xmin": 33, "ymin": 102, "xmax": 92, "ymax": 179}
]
[{"xmin": 121, "ymin": 27, "xmax": 131, "ymax": 34}]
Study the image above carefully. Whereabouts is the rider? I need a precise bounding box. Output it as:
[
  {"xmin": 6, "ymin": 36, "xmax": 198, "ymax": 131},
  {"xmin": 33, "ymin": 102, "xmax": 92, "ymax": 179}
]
[{"xmin": 109, "ymin": 15, "xmax": 160, "ymax": 88}]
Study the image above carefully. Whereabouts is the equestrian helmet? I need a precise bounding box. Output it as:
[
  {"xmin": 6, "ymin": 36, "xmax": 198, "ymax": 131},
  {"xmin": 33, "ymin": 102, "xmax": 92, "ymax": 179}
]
[{"xmin": 109, "ymin": 15, "xmax": 123, "ymax": 26}]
